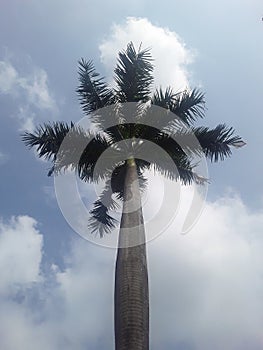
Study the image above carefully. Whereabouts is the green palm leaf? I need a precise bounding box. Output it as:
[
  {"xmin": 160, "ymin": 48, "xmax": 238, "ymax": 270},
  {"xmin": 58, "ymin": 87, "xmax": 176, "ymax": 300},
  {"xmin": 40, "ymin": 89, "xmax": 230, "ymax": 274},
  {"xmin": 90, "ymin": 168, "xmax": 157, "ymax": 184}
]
[
  {"xmin": 88, "ymin": 179, "xmax": 120, "ymax": 237},
  {"xmin": 152, "ymin": 87, "xmax": 205, "ymax": 126},
  {"xmin": 76, "ymin": 59, "xmax": 114, "ymax": 115},
  {"xmin": 114, "ymin": 42, "xmax": 154, "ymax": 102},
  {"xmin": 22, "ymin": 122, "xmax": 113, "ymax": 181},
  {"xmin": 193, "ymin": 124, "xmax": 244, "ymax": 162},
  {"xmin": 89, "ymin": 161, "xmax": 148, "ymax": 235}
]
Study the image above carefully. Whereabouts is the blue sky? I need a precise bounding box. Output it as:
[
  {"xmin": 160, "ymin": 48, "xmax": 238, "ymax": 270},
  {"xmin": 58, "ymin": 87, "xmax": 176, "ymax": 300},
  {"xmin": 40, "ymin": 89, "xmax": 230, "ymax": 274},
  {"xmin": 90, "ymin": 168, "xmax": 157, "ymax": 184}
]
[{"xmin": 0, "ymin": 0, "xmax": 263, "ymax": 349}]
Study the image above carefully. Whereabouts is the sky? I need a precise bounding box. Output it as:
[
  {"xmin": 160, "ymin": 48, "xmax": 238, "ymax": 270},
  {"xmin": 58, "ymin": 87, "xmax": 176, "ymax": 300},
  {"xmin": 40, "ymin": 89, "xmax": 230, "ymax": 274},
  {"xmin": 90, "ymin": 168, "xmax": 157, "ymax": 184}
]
[{"xmin": 0, "ymin": 0, "xmax": 263, "ymax": 349}]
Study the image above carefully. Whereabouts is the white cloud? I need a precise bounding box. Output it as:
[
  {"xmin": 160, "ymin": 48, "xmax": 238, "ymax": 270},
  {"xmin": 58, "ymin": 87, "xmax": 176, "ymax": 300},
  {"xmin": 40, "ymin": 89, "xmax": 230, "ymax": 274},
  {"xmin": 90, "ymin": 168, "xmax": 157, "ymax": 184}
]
[
  {"xmin": 0, "ymin": 302, "xmax": 55, "ymax": 350},
  {"xmin": 17, "ymin": 106, "xmax": 36, "ymax": 132},
  {"xmin": 99, "ymin": 17, "xmax": 195, "ymax": 91},
  {"xmin": 1, "ymin": 195, "xmax": 263, "ymax": 349},
  {"xmin": 0, "ymin": 214, "xmax": 114, "ymax": 349},
  {"xmin": 53, "ymin": 241, "xmax": 114, "ymax": 348},
  {"xmin": 18, "ymin": 68, "xmax": 56, "ymax": 110},
  {"xmin": 148, "ymin": 191, "xmax": 263, "ymax": 349},
  {"xmin": 0, "ymin": 58, "xmax": 57, "ymax": 130},
  {"xmin": 0, "ymin": 216, "xmax": 43, "ymax": 295},
  {"xmin": 0, "ymin": 61, "xmax": 18, "ymax": 93},
  {"xmin": 0, "ymin": 60, "xmax": 56, "ymax": 110}
]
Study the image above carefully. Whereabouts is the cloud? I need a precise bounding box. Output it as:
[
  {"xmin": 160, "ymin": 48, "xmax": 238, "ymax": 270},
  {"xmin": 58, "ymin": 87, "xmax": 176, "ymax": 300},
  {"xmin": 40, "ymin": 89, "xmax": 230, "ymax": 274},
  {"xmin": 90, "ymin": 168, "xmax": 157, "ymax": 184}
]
[
  {"xmin": 19, "ymin": 69, "xmax": 56, "ymax": 111},
  {"xmin": 53, "ymin": 241, "xmax": 114, "ymax": 348},
  {"xmin": 99, "ymin": 17, "xmax": 195, "ymax": 91},
  {"xmin": 0, "ymin": 214, "xmax": 114, "ymax": 350},
  {"xmin": 0, "ymin": 216, "xmax": 43, "ymax": 295},
  {"xmin": 0, "ymin": 60, "xmax": 56, "ymax": 110},
  {"xmin": 148, "ymin": 190, "xmax": 263, "ymax": 350},
  {"xmin": 0, "ymin": 61, "xmax": 17, "ymax": 93},
  {"xmin": 0, "ymin": 58, "xmax": 57, "ymax": 130},
  {"xmin": 1, "ymin": 194, "xmax": 263, "ymax": 349}
]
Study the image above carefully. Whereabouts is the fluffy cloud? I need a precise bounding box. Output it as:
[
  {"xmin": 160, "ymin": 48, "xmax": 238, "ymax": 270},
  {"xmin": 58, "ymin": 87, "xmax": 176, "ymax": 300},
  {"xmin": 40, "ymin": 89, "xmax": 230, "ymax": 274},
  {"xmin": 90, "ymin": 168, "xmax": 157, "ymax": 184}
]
[
  {"xmin": 0, "ymin": 216, "xmax": 43, "ymax": 295},
  {"xmin": 148, "ymin": 191, "xmax": 263, "ymax": 350},
  {"xmin": 19, "ymin": 68, "xmax": 56, "ymax": 111},
  {"xmin": 0, "ymin": 58, "xmax": 57, "ymax": 130},
  {"xmin": 0, "ymin": 61, "xmax": 17, "ymax": 93},
  {"xmin": 53, "ymin": 241, "xmax": 114, "ymax": 348},
  {"xmin": 0, "ymin": 214, "xmax": 114, "ymax": 350},
  {"xmin": 99, "ymin": 17, "xmax": 195, "ymax": 91},
  {"xmin": 0, "ymin": 60, "xmax": 56, "ymax": 110},
  {"xmin": 1, "ymin": 194, "xmax": 263, "ymax": 349}
]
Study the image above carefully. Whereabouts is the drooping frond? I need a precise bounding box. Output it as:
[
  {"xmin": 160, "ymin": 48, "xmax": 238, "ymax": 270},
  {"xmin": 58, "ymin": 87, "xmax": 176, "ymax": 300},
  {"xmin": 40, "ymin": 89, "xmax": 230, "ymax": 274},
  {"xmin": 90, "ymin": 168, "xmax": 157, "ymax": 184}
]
[
  {"xmin": 88, "ymin": 161, "xmax": 148, "ymax": 237},
  {"xmin": 193, "ymin": 124, "xmax": 244, "ymax": 162},
  {"xmin": 88, "ymin": 179, "xmax": 119, "ymax": 237},
  {"xmin": 76, "ymin": 59, "xmax": 114, "ymax": 116},
  {"xmin": 89, "ymin": 200, "xmax": 118, "ymax": 237},
  {"xmin": 114, "ymin": 42, "xmax": 154, "ymax": 102}
]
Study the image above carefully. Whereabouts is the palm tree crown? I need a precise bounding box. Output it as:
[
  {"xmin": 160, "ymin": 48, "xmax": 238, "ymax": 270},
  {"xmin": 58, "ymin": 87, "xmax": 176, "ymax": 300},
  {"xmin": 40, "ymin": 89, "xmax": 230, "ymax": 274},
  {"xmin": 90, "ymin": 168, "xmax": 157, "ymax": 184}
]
[
  {"xmin": 22, "ymin": 42, "xmax": 245, "ymax": 350},
  {"xmin": 22, "ymin": 42, "xmax": 244, "ymax": 237}
]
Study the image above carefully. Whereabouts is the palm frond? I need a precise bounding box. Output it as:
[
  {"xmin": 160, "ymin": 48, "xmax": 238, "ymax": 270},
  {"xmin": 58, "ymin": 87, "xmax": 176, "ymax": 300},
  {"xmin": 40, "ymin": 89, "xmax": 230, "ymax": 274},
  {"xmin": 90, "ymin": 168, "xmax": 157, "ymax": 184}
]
[
  {"xmin": 155, "ymin": 126, "xmax": 203, "ymax": 158},
  {"xmin": 126, "ymin": 127, "xmax": 207, "ymax": 184},
  {"xmin": 22, "ymin": 121, "xmax": 73, "ymax": 159},
  {"xmin": 89, "ymin": 200, "xmax": 118, "ymax": 238},
  {"xmin": 91, "ymin": 102, "xmax": 143, "ymax": 138},
  {"xmin": 193, "ymin": 124, "xmax": 244, "ymax": 162},
  {"xmin": 76, "ymin": 59, "xmax": 114, "ymax": 116},
  {"xmin": 22, "ymin": 122, "xmax": 115, "ymax": 180},
  {"xmin": 22, "ymin": 43, "xmax": 245, "ymax": 239},
  {"xmin": 156, "ymin": 123, "xmax": 245, "ymax": 163},
  {"xmin": 151, "ymin": 87, "xmax": 179, "ymax": 109},
  {"xmin": 152, "ymin": 160, "xmax": 207, "ymax": 185},
  {"xmin": 114, "ymin": 42, "xmax": 154, "ymax": 102},
  {"xmin": 74, "ymin": 132, "xmax": 118, "ymax": 182},
  {"xmin": 22, "ymin": 121, "xmax": 74, "ymax": 175},
  {"xmin": 88, "ymin": 161, "xmax": 148, "ymax": 237},
  {"xmin": 134, "ymin": 103, "xmax": 179, "ymax": 139},
  {"xmin": 88, "ymin": 179, "xmax": 119, "ymax": 237},
  {"xmin": 171, "ymin": 88, "xmax": 205, "ymax": 125},
  {"xmin": 152, "ymin": 87, "xmax": 205, "ymax": 126}
]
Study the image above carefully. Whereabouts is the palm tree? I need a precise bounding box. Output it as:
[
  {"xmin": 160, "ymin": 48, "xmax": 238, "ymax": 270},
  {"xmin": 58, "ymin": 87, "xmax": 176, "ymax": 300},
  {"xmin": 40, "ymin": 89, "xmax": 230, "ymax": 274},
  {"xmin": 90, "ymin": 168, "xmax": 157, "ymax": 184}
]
[{"xmin": 22, "ymin": 42, "xmax": 245, "ymax": 350}]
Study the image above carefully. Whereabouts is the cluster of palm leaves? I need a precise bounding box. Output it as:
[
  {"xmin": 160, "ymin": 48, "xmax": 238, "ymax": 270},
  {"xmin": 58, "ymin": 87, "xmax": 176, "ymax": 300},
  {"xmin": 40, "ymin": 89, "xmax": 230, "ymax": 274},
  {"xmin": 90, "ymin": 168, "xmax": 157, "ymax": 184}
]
[{"xmin": 22, "ymin": 42, "xmax": 244, "ymax": 237}]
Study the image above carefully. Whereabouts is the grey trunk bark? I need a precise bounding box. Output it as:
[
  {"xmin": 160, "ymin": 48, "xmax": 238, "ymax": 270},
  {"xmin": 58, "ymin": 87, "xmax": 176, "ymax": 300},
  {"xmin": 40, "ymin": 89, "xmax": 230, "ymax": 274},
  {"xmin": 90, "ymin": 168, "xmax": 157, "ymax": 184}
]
[{"xmin": 114, "ymin": 159, "xmax": 149, "ymax": 350}]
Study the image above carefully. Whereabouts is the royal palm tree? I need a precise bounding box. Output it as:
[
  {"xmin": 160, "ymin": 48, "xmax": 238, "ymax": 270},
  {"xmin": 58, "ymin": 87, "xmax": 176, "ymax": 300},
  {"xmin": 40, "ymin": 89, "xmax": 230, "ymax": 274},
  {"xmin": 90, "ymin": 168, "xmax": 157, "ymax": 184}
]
[{"xmin": 22, "ymin": 42, "xmax": 245, "ymax": 350}]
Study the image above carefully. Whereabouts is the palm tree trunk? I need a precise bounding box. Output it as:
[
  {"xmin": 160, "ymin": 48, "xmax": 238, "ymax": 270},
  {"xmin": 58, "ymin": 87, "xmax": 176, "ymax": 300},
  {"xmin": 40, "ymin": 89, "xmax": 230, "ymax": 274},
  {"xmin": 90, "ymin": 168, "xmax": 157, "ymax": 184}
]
[{"xmin": 114, "ymin": 158, "xmax": 149, "ymax": 350}]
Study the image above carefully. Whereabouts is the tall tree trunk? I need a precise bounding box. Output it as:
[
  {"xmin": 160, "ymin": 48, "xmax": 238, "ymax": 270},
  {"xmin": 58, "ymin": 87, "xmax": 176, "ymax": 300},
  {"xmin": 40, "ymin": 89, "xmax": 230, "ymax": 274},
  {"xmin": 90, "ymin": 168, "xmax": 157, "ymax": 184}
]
[{"xmin": 114, "ymin": 159, "xmax": 149, "ymax": 350}]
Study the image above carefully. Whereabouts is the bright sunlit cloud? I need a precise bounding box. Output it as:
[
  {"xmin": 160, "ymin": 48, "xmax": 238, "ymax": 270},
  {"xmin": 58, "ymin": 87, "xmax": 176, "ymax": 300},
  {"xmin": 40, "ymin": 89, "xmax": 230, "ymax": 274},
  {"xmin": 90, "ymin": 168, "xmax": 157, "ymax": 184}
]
[
  {"xmin": 99, "ymin": 17, "xmax": 195, "ymax": 91},
  {"xmin": 1, "ymin": 193, "xmax": 263, "ymax": 349},
  {"xmin": 0, "ymin": 216, "xmax": 43, "ymax": 295}
]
